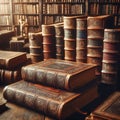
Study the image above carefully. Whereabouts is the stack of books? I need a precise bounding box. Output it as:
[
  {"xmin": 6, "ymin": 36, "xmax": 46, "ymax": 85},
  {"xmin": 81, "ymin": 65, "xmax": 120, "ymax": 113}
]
[
  {"xmin": 0, "ymin": 50, "xmax": 28, "ymax": 84},
  {"xmin": 3, "ymin": 58, "xmax": 99, "ymax": 120}
]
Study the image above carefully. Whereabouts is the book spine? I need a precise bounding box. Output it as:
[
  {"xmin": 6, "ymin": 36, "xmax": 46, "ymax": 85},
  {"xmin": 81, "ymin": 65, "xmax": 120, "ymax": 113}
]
[
  {"xmin": 54, "ymin": 24, "xmax": 64, "ymax": 60},
  {"xmin": 64, "ymin": 16, "xmax": 76, "ymax": 61},
  {"xmin": 87, "ymin": 16, "xmax": 105, "ymax": 76},
  {"xmin": 0, "ymin": 69, "xmax": 21, "ymax": 84},
  {"xmin": 42, "ymin": 24, "xmax": 56, "ymax": 60},
  {"xmin": 29, "ymin": 32, "xmax": 43, "ymax": 63},
  {"xmin": 3, "ymin": 86, "xmax": 60, "ymax": 119},
  {"xmin": 76, "ymin": 17, "xmax": 87, "ymax": 63},
  {"xmin": 101, "ymin": 29, "xmax": 120, "ymax": 85},
  {"xmin": 22, "ymin": 67, "xmax": 67, "ymax": 90}
]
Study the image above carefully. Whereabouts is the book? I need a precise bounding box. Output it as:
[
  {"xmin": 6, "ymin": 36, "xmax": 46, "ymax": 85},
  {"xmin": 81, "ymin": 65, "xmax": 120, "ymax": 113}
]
[
  {"xmin": 3, "ymin": 80, "xmax": 98, "ymax": 120},
  {"xmin": 0, "ymin": 86, "xmax": 6, "ymax": 113},
  {"xmin": 0, "ymin": 50, "xmax": 27, "ymax": 70},
  {"xmin": 0, "ymin": 102, "xmax": 54, "ymax": 120},
  {"xmin": 22, "ymin": 59, "xmax": 97, "ymax": 91},
  {"xmin": 0, "ymin": 69, "xmax": 21, "ymax": 85},
  {"xmin": 88, "ymin": 91, "xmax": 120, "ymax": 120}
]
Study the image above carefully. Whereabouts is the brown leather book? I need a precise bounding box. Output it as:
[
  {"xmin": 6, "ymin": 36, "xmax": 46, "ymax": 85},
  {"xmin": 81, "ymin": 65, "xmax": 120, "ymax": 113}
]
[
  {"xmin": 0, "ymin": 102, "xmax": 54, "ymax": 120},
  {"xmin": 0, "ymin": 69, "xmax": 21, "ymax": 84},
  {"xmin": 22, "ymin": 59, "xmax": 97, "ymax": 91},
  {"xmin": 3, "ymin": 80, "xmax": 98, "ymax": 120},
  {"xmin": 0, "ymin": 50, "xmax": 27, "ymax": 70},
  {"xmin": 88, "ymin": 91, "xmax": 120, "ymax": 120}
]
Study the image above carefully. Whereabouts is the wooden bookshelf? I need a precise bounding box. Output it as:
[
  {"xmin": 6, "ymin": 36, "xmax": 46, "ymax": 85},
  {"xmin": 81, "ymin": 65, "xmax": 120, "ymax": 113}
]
[
  {"xmin": 0, "ymin": 0, "xmax": 120, "ymax": 32},
  {"xmin": 41, "ymin": 0, "xmax": 86, "ymax": 25},
  {"xmin": 87, "ymin": 0, "xmax": 120, "ymax": 27},
  {"xmin": 0, "ymin": 0, "xmax": 12, "ymax": 30}
]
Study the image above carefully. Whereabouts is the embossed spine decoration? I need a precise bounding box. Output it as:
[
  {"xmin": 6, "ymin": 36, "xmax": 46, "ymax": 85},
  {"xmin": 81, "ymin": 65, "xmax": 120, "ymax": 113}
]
[
  {"xmin": 76, "ymin": 17, "xmax": 87, "ymax": 63},
  {"xmin": 29, "ymin": 32, "xmax": 43, "ymax": 63},
  {"xmin": 64, "ymin": 16, "xmax": 77, "ymax": 61},
  {"xmin": 3, "ymin": 80, "xmax": 80, "ymax": 120},
  {"xmin": 101, "ymin": 29, "xmax": 120, "ymax": 86},
  {"xmin": 42, "ymin": 24, "xmax": 56, "ymax": 60},
  {"xmin": 54, "ymin": 23, "xmax": 64, "ymax": 60},
  {"xmin": 0, "ymin": 69, "xmax": 21, "ymax": 84},
  {"xmin": 87, "ymin": 15, "xmax": 114, "ymax": 76}
]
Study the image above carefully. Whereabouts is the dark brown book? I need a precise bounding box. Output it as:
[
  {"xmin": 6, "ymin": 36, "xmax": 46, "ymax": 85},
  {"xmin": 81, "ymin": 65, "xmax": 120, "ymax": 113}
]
[
  {"xmin": 0, "ymin": 69, "xmax": 21, "ymax": 84},
  {"xmin": 0, "ymin": 102, "xmax": 54, "ymax": 120},
  {"xmin": 88, "ymin": 92, "xmax": 120, "ymax": 120},
  {"xmin": 0, "ymin": 50, "xmax": 27, "ymax": 70},
  {"xmin": 3, "ymin": 80, "xmax": 98, "ymax": 120},
  {"xmin": 22, "ymin": 59, "xmax": 97, "ymax": 91}
]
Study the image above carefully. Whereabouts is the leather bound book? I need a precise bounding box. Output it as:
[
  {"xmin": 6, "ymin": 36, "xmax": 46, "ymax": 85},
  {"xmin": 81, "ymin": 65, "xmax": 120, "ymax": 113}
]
[
  {"xmin": 22, "ymin": 59, "xmax": 97, "ymax": 91},
  {"xmin": 0, "ymin": 50, "xmax": 27, "ymax": 70},
  {"xmin": 3, "ymin": 80, "xmax": 98, "ymax": 120},
  {"xmin": 89, "ymin": 92, "xmax": 120, "ymax": 120},
  {"xmin": 0, "ymin": 69, "xmax": 21, "ymax": 84},
  {"xmin": 0, "ymin": 102, "xmax": 54, "ymax": 120}
]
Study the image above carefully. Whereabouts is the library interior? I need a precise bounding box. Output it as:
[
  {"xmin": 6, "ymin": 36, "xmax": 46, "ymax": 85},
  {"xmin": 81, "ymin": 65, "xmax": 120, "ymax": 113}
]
[{"xmin": 0, "ymin": 0, "xmax": 120, "ymax": 120}]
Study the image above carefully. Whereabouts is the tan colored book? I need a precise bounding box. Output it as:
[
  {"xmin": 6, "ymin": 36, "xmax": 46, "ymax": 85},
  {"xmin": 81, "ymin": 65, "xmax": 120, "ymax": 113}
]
[
  {"xmin": 22, "ymin": 59, "xmax": 97, "ymax": 91},
  {"xmin": 0, "ymin": 50, "xmax": 27, "ymax": 70}
]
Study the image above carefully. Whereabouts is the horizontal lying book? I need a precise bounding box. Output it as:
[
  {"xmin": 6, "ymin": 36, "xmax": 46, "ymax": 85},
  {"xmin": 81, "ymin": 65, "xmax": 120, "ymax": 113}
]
[
  {"xmin": 89, "ymin": 91, "xmax": 120, "ymax": 120},
  {"xmin": 0, "ymin": 103, "xmax": 54, "ymax": 120},
  {"xmin": 22, "ymin": 59, "xmax": 97, "ymax": 91},
  {"xmin": 0, "ymin": 69, "xmax": 21, "ymax": 84},
  {"xmin": 0, "ymin": 50, "xmax": 27, "ymax": 70},
  {"xmin": 3, "ymin": 80, "xmax": 98, "ymax": 120}
]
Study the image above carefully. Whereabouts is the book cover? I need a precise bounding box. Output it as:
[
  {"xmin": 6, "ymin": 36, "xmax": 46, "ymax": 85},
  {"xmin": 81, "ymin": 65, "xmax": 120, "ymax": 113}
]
[
  {"xmin": 22, "ymin": 59, "xmax": 97, "ymax": 91},
  {"xmin": 91, "ymin": 92, "xmax": 120, "ymax": 120},
  {"xmin": 0, "ymin": 50, "xmax": 27, "ymax": 70},
  {"xmin": 3, "ymin": 80, "xmax": 98, "ymax": 120}
]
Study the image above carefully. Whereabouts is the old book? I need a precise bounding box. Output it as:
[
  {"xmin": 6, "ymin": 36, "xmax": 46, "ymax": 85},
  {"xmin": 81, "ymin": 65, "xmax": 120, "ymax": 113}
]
[
  {"xmin": 0, "ymin": 69, "xmax": 21, "ymax": 85},
  {"xmin": 42, "ymin": 24, "xmax": 56, "ymax": 60},
  {"xmin": 22, "ymin": 59, "xmax": 97, "ymax": 91},
  {"xmin": 88, "ymin": 91, "xmax": 120, "ymax": 120},
  {"xmin": 0, "ymin": 50, "xmax": 27, "ymax": 70},
  {"xmin": 64, "ymin": 16, "xmax": 76, "ymax": 61},
  {"xmin": 3, "ymin": 80, "xmax": 98, "ymax": 120},
  {"xmin": 0, "ymin": 102, "xmax": 54, "ymax": 120},
  {"xmin": 0, "ymin": 86, "xmax": 7, "ymax": 113}
]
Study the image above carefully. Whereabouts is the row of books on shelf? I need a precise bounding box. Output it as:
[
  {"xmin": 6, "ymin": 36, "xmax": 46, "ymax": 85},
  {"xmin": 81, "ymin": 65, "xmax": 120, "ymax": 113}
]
[
  {"xmin": 89, "ymin": 3, "xmax": 119, "ymax": 15},
  {"xmin": 89, "ymin": 0, "xmax": 120, "ymax": 3},
  {"xmin": 43, "ymin": 4, "xmax": 85, "ymax": 15},
  {"xmin": 13, "ymin": 15, "xmax": 39, "ymax": 26},
  {"xmin": 12, "ymin": 0, "xmax": 39, "ymax": 2},
  {"xmin": 13, "ymin": 4, "xmax": 39, "ymax": 14},
  {"xmin": 0, "ymin": 4, "xmax": 10, "ymax": 14},
  {"xmin": 43, "ymin": 0, "xmax": 85, "ymax": 2}
]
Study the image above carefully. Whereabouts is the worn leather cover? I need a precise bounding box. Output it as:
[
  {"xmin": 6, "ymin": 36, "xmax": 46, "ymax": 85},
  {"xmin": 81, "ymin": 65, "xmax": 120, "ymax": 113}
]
[
  {"xmin": 3, "ymin": 80, "xmax": 98, "ymax": 120},
  {"xmin": 22, "ymin": 58, "xmax": 97, "ymax": 91},
  {"xmin": 0, "ymin": 50, "xmax": 27, "ymax": 70},
  {"xmin": 91, "ymin": 92, "xmax": 120, "ymax": 120}
]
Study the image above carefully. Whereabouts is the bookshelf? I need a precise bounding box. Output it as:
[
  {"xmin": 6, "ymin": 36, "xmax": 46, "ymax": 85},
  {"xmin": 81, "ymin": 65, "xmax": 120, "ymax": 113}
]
[
  {"xmin": 0, "ymin": 0, "xmax": 12, "ymax": 30},
  {"xmin": 12, "ymin": 0, "xmax": 41, "ymax": 32},
  {"xmin": 0, "ymin": 0, "xmax": 120, "ymax": 32},
  {"xmin": 87, "ymin": 0, "xmax": 120, "ymax": 27},
  {"xmin": 41, "ymin": 0, "xmax": 86, "ymax": 25}
]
